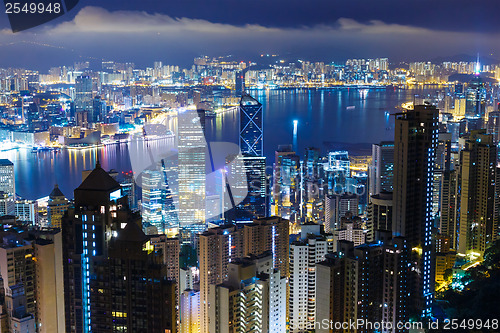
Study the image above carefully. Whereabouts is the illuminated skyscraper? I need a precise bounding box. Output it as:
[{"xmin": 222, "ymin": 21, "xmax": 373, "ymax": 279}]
[
  {"xmin": 75, "ymin": 76, "xmax": 93, "ymax": 113},
  {"xmin": 177, "ymin": 108, "xmax": 206, "ymax": 242},
  {"xmin": 457, "ymin": 130, "xmax": 497, "ymax": 256},
  {"xmin": 0, "ymin": 159, "xmax": 15, "ymax": 216},
  {"xmin": 289, "ymin": 224, "xmax": 334, "ymax": 332},
  {"xmin": 208, "ymin": 255, "xmax": 286, "ymax": 333},
  {"xmin": 141, "ymin": 169, "xmax": 165, "ymax": 232},
  {"xmin": 393, "ymin": 104, "xmax": 438, "ymax": 318},
  {"xmin": 369, "ymin": 142, "xmax": 394, "ymax": 196},
  {"xmin": 225, "ymin": 154, "xmax": 267, "ymax": 221},
  {"xmin": 227, "ymin": 93, "xmax": 268, "ymax": 221},
  {"xmin": 62, "ymin": 163, "xmax": 177, "ymax": 333},
  {"xmin": 367, "ymin": 192, "xmax": 393, "ymax": 242},
  {"xmin": 273, "ymin": 145, "xmax": 300, "ymax": 223},
  {"xmin": 326, "ymin": 151, "xmax": 350, "ymax": 193},
  {"xmin": 47, "ymin": 184, "xmax": 69, "ymax": 229},
  {"xmin": 465, "ymin": 76, "xmax": 486, "ymax": 117},
  {"xmin": 324, "ymin": 193, "xmax": 358, "ymax": 233},
  {"xmin": 239, "ymin": 94, "xmax": 263, "ymax": 157}
]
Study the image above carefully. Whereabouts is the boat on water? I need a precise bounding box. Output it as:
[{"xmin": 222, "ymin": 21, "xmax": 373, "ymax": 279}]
[{"xmin": 346, "ymin": 106, "xmax": 356, "ymax": 110}]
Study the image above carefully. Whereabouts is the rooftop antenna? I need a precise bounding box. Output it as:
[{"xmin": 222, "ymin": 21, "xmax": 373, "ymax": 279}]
[{"xmin": 475, "ymin": 53, "xmax": 481, "ymax": 76}]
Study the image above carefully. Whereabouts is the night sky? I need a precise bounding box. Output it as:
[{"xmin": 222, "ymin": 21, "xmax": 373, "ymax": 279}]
[{"xmin": 1, "ymin": 0, "xmax": 499, "ymax": 69}]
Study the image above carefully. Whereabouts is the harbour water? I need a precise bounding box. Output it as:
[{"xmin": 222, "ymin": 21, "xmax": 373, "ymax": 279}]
[{"xmin": 0, "ymin": 87, "xmax": 437, "ymax": 199}]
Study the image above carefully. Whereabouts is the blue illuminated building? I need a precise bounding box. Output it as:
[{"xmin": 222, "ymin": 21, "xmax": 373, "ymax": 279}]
[{"xmin": 393, "ymin": 105, "xmax": 438, "ymax": 318}]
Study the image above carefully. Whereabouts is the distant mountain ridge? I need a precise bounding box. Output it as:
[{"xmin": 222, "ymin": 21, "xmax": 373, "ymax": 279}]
[{"xmin": 430, "ymin": 54, "xmax": 500, "ymax": 65}]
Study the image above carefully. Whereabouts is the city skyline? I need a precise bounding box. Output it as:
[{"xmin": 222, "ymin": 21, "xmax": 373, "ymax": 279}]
[
  {"xmin": 1, "ymin": 2, "xmax": 500, "ymax": 331},
  {"xmin": 1, "ymin": 1, "xmax": 500, "ymax": 69}
]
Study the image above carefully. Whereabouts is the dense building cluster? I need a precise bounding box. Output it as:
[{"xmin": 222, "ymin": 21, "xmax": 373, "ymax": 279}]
[{"xmin": 0, "ymin": 55, "xmax": 499, "ymax": 332}]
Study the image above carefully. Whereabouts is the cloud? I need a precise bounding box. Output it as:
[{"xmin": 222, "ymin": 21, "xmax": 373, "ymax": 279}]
[
  {"xmin": 38, "ymin": 6, "xmax": 436, "ymax": 37},
  {"xmin": 44, "ymin": 6, "xmax": 281, "ymax": 35},
  {"xmin": 0, "ymin": 6, "xmax": 499, "ymax": 69}
]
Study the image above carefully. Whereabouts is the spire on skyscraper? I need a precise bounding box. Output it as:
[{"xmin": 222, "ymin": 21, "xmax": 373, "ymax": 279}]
[{"xmin": 475, "ymin": 53, "xmax": 481, "ymax": 75}]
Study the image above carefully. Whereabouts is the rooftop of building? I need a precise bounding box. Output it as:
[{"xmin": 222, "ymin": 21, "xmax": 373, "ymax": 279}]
[
  {"xmin": 240, "ymin": 93, "xmax": 260, "ymax": 107},
  {"xmin": 49, "ymin": 184, "xmax": 65, "ymax": 199},
  {"xmin": 0, "ymin": 159, "xmax": 13, "ymax": 166},
  {"xmin": 76, "ymin": 162, "xmax": 121, "ymax": 192}
]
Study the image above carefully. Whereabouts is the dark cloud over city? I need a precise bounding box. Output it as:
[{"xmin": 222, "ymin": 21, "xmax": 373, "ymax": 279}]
[{"xmin": 0, "ymin": 1, "xmax": 499, "ymax": 69}]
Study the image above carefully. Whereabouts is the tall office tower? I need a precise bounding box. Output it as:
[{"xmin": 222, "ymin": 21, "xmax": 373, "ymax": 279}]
[
  {"xmin": 440, "ymin": 170, "xmax": 458, "ymax": 250},
  {"xmin": 226, "ymin": 154, "xmax": 267, "ymax": 221},
  {"xmin": 393, "ymin": 104, "xmax": 438, "ymax": 318},
  {"xmin": 208, "ymin": 255, "xmax": 286, "ymax": 333},
  {"xmin": 198, "ymin": 225, "xmax": 243, "ymax": 333},
  {"xmin": 369, "ymin": 141, "xmax": 394, "ymax": 196},
  {"xmin": 62, "ymin": 163, "xmax": 177, "ymax": 333},
  {"xmin": 180, "ymin": 289, "xmax": 200, "ymax": 333},
  {"xmin": 454, "ymin": 98, "xmax": 466, "ymax": 119},
  {"xmin": 141, "ymin": 169, "xmax": 165, "ymax": 232},
  {"xmin": 47, "ymin": 184, "xmax": 69, "ymax": 229},
  {"xmin": 325, "ymin": 151, "xmax": 350, "ymax": 193},
  {"xmin": 487, "ymin": 110, "xmax": 500, "ymax": 144},
  {"xmin": 0, "ymin": 159, "xmax": 15, "ymax": 216},
  {"xmin": 92, "ymin": 96, "xmax": 106, "ymax": 123},
  {"xmin": 239, "ymin": 93, "xmax": 263, "ymax": 157},
  {"xmin": 457, "ymin": 130, "xmax": 497, "ymax": 256},
  {"xmin": 289, "ymin": 224, "xmax": 334, "ymax": 332},
  {"xmin": 316, "ymin": 237, "xmax": 408, "ymax": 333},
  {"xmin": 324, "ymin": 193, "xmax": 358, "ymax": 233},
  {"xmin": 242, "ymin": 216, "xmax": 290, "ymax": 278},
  {"xmin": 465, "ymin": 76, "xmax": 486, "ymax": 117},
  {"xmin": 234, "ymin": 94, "xmax": 267, "ymax": 221},
  {"xmin": 433, "ymin": 133, "xmax": 452, "ymax": 219},
  {"xmin": 177, "ymin": 108, "xmax": 206, "ymax": 243},
  {"xmin": 367, "ymin": 192, "xmax": 393, "ymax": 242},
  {"xmin": 273, "ymin": 145, "xmax": 301, "ymax": 223},
  {"xmin": 75, "ymin": 76, "xmax": 93, "ymax": 113},
  {"xmin": 304, "ymin": 147, "xmax": 321, "ymax": 180}
]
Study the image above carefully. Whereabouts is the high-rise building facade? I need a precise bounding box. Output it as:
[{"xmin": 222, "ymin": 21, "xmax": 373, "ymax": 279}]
[
  {"xmin": 239, "ymin": 94, "xmax": 263, "ymax": 157},
  {"xmin": 198, "ymin": 225, "xmax": 243, "ymax": 333},
  {"xmin": 316, "ymin": 237, "xmax": 408, "ymax": 333},
  {"xmin": 177, "ymin": 108, "xmax": 206, "ymax": 242},
  {"xmin": 47, "ymin": 184, "xmax": 69, "ymax": 229},
  {"xmin": 141, "ymin": 169, "xmax": 165, "ymax": 231},
  {"xmin": 367, "ymin": 192, "xmax": 393, "ymax": 242},
  {"xmin": 75, "ymin": 76, "xmax": 93, "ymax": 113},
  {"xmin": 273, "ymin": 146, "xmax": 301, "ymax": 223},
  {"xmin": 393, "ymin": 104, "xmax": 438, "ymax": 318},
  {"xmin": 457, "ymin": 130, "xmax": 497, "ymax": 256},
  {"xmin": 0, "ymin": 159, "xmax": 15, "ymax": 216},
  {"xmin": 199, "ymin": 217, "xmax": 289, "ymax": 333},
  {"xmin": 208, "ymin": 256, "xmax": 286, "ymax": 333},
  {"xmin": 62, "ymin": 163, "xmax": 177, "ymax": 333},
  {"xmin": 324, "ymin": 193, "xmax": 359, "ymax": 233},
  {"xmin": 369, "ymin": 141, "xmax": 394, "ymax": 196}
]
